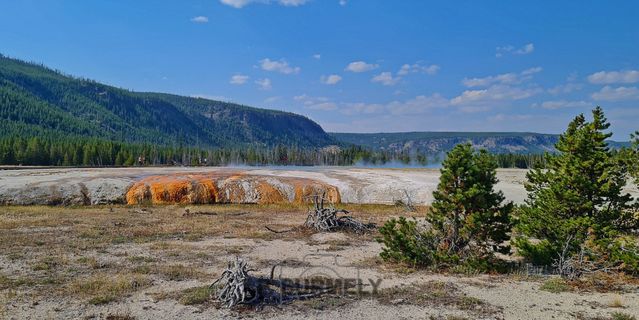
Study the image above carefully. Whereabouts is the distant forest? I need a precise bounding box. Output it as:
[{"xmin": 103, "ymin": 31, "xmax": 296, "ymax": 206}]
[{"xmin": 0, "ymin": 135, "xmax": 547, "ymax": 168}]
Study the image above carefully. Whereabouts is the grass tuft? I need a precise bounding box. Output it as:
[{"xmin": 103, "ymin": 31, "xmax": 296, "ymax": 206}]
[
  {"xmin": 178, "ymin": 286, "xmax": 213, "ymax": 305},
  {"xmin": 539, "ymin": 278, "xmax": 571, "ymax": 293},
  {"xmin": 612, "ymin": 312, "xmax": 636, "ymax": 320}
]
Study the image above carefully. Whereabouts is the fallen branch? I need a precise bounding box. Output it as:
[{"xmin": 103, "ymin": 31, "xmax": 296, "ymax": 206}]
[
  {"xmin": 264, "ymin": 225, "xmax": 294, "ymax": 234},
  {"xmin": 304, "ymin": 193, "xmax": 375, "ymax": 234}
]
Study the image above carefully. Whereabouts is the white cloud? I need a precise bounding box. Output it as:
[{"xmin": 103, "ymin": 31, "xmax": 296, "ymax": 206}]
[
  {"xmin": 190, "ymin": 16, "xmax": 209, "ymax": 23},
  {"xmin": 339, "ymin": 0, "xmax": 347, "ymax": 5},
  {"xmin": 591, "ymin": 86, "xmax": 639, "ymax": 101},
  {"xmin": 220, "ymin": 0, "xmax": 254, "ymax": 8},
  {"xmin": 294, "ymin": 94, "xmax": 328, "ymax": 104},
  {"xmin": 345, "ymin": 61, "xmax": 378, "ymax": 73},
  {"xmin": 255, "ymin": 78, "xmax": 272, "ymax": 90},
  {"xmin": 397, "ymin": 63, "xmax": 440, "ymax": 76},
  {"xmin": 515, "ymin": 43, "xmax": 534, "ymax": 55},
  {"xmin": 362, "ymin": 63, "xmax": 440, "ymax": 87},
  {"xmin": 537, "ymin": 100, "xmax": 591, "ymax": 109},
  {"xmin": 462, "ymin": 73, "xmax": 518, "ymax": 87},
  {"xmin": 450, "ymin": 85, "xmax": 541, "ymax": 110},
  {"xmin": 278, "ymin": 0, "xmax": 310, "ymax": 6},
  {"xmin": 548, "ymin": 82, "xmax": 582, "ymax": 95},
  {"xmin": 387, "ymin": 94, "xmax": 448, "ymax": 115},
  {"xmin": 229, "ymin": 74, "xmax": 249, "ymax": 85},
  {"xmin": 294, "ymin": 94, "xmax": 447, "ymax": 115},
  {"xmin": 488, "ymin": 113, "xmax": 534, "ymax": 122},
  {"xmin": 259, "ymin": 58, "xmax": 300, "ymax": 74},
  {"xmin": 371, "ymin": 72, "xmax": 400, "ymax": 86},
  {"xmin": 587, "ymin": 70, "xmax": 639, "ymax": 84},
  {"xmin": 462, "ymin": 67, "xmax": 542, "ymax": 88},
  {"xmin": 495, "ymin": 45, "xmax": 513, "ymax": 58},
  {"xmin": 294, "ymin": 94, "xmax": 311, "ymax": 102},
  {"xmin": 340, "ymin": 94, "xmax": 448, "ymax": 116},
  {"xmin": 308, "ymin": 102, "xmax": 338, "ymax": 111},
  {"xmin": 320, "ymin": 74, "xmax": 342, "ymax": 85},
  {"xmin": 264, "ymin": 96, "xmax": 281, "ymax": 103},
  {"xmin": 220, "ymin": 0, "xmax": 309, "ymax": 8},
  {"xmin": 458, "ymin": 106, "xmax": 492, "ymax": 113},
  {"xmin": 294, "ymin": 94, "xmax": 336, "ymax": 110},
  {"xmin": 521, "ymin": 66, "xmax": 542, "ymax": 75},
  {"xmin": 496, "ymin": 43, "xmax": 534, "ymax": 57},
  {"xmin": 341, "ymin": 102, "xmax": 385, "ymax": 115},
  {"xmin": 312, "ymin": 53, "xmax": 321, "ymax": 59}
]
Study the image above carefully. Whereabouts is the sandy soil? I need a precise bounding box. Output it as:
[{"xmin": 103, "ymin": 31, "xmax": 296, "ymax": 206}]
[
  {"xmin": 1, "ymin": 205, "xmax": 637, "ymax": 320},
  {"xmin": 3, "ymin": 167, "xmax": 637, "ymax": 206}
]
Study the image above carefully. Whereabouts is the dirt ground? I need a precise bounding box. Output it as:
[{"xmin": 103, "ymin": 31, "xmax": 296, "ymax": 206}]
[{"xmin": 1, "ymin": 204, "xmax": 638, "ymax": 320}]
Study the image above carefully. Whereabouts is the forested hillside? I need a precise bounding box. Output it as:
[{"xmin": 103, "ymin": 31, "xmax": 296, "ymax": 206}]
[
  {"xmin": 331, "ymin": 131, "xmax": 629, "ymax": 154},
  {"xmin": 0, "ymin": 55, "xmax": 334, "ymax": 148}
]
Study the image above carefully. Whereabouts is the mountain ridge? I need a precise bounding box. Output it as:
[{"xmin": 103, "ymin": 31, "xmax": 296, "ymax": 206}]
[
  {"xmin": 0, "ymin": 54, "xmax": 334, "ymax": 148},
  {"xmin": 330, "ymin": 131, "xmax": 629, "ymax": 154}
]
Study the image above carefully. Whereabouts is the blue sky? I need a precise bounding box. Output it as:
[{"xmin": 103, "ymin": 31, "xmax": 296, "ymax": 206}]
[{"xmin": 1, "ymin": 1, "xmax": 638, "ymax": 138}]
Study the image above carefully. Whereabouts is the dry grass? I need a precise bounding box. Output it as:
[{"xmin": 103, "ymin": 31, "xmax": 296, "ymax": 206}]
[
  {"xmin": 178, "ymin": 286, "xmax": 214, "ymax": 305},
  {"xmin": 609, "ymin": 296, "xmax": 625, "ymax": 308},
  {"xmin": 67, "ymin": 273, "xmax": 151, "ymax": 304},
  {"xmin": 376, "ymin": 281, "xmax": 501, "ymax": 317},
  {"xmin": 154, "ymin": 264, "xmax": 208, "ymax": 281},
  {"xmin": 0, "ymin": 203, "xmax": 405, "ymax": 306},
  {"xmin": 569, "ymin": 272, "xmax": 639, "ymax": 293}
]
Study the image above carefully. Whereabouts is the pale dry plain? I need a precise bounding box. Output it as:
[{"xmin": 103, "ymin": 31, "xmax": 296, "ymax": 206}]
[
  {"xmin": 4, "ymin": 167, "xmax": 637, "ymax": 205},
  {"xmin": 1, "ymin": 168, "xmax": 639, "ymax": 320}
]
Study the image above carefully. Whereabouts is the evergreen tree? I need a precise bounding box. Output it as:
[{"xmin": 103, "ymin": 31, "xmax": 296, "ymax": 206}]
[
  {"xmin": 378, "ymin": 143, "xmax": 513, "ymax": 268},
  {"xmin": 515, "ymin": 107, "xmax": 636, "ymax": 265},
  {"xmin": 428, "ymin": 143, "xmax": 513, "ymax": 259}
]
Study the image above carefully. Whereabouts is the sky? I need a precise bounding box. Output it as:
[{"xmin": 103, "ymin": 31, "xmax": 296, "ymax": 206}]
[{"xmin": 1, "ymin": 1, "xmax": 638, "ymax": 139}]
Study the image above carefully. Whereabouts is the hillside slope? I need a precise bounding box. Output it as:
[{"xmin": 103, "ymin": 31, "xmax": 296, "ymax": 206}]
[
  {"xmin": 331, "ymin": 132, "xmax": 629, "ymax": 154},
  {"xmin": 0, "ymin": 55, "xmax": 334, "ymax": 148}
]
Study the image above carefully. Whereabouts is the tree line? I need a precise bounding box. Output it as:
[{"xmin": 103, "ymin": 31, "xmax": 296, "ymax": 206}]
[{"xmin": 0, "ymin": 135, "xmax": 549, "ymax": 168}]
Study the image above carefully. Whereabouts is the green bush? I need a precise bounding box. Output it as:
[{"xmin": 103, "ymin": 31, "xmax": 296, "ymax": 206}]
[{"xmin": 378, "ymin": 217, "xmax": 439, "ymax": 266}]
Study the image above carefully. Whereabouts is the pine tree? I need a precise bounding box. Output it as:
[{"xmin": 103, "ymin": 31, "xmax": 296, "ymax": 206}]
[
  {"xmin": 428, "ymin": 143, "xmax": 513, "ymax": 259},
  {"xmin": 114, "ymin": 151, "xmax": 125, "ymax": 166},
  {"xmin": 378, "ymin": 143, "xmax": 513, "ymax": 268},
  {"xmin": 515, "ymin": 107, "xmax": 636, "ymax": 265}
]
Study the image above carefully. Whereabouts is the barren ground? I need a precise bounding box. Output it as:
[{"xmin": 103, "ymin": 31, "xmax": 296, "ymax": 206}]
[
  {"xmin": 2, "ymin": 167, "xmax": 637, "ymax": 206},
  {"xmin": 1, "ymin": 204, "xmax": 638, "ymax": 320},
  {"xmin": 4, "ymin": 167, "xmax": 638, "ymax": 207}
]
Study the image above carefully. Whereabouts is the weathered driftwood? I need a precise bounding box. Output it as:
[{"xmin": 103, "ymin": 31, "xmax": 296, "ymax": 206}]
[
  {"xmin": 304, "ymin": 193, "xmax": 375, "ymax": 234},
  {"xmin": 211, "ymin": 258, "xmax": 263, "ymax": 308},
  {"xmin": 210, "ymin": 258, "xmax": 337, "ymax": 308}
]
